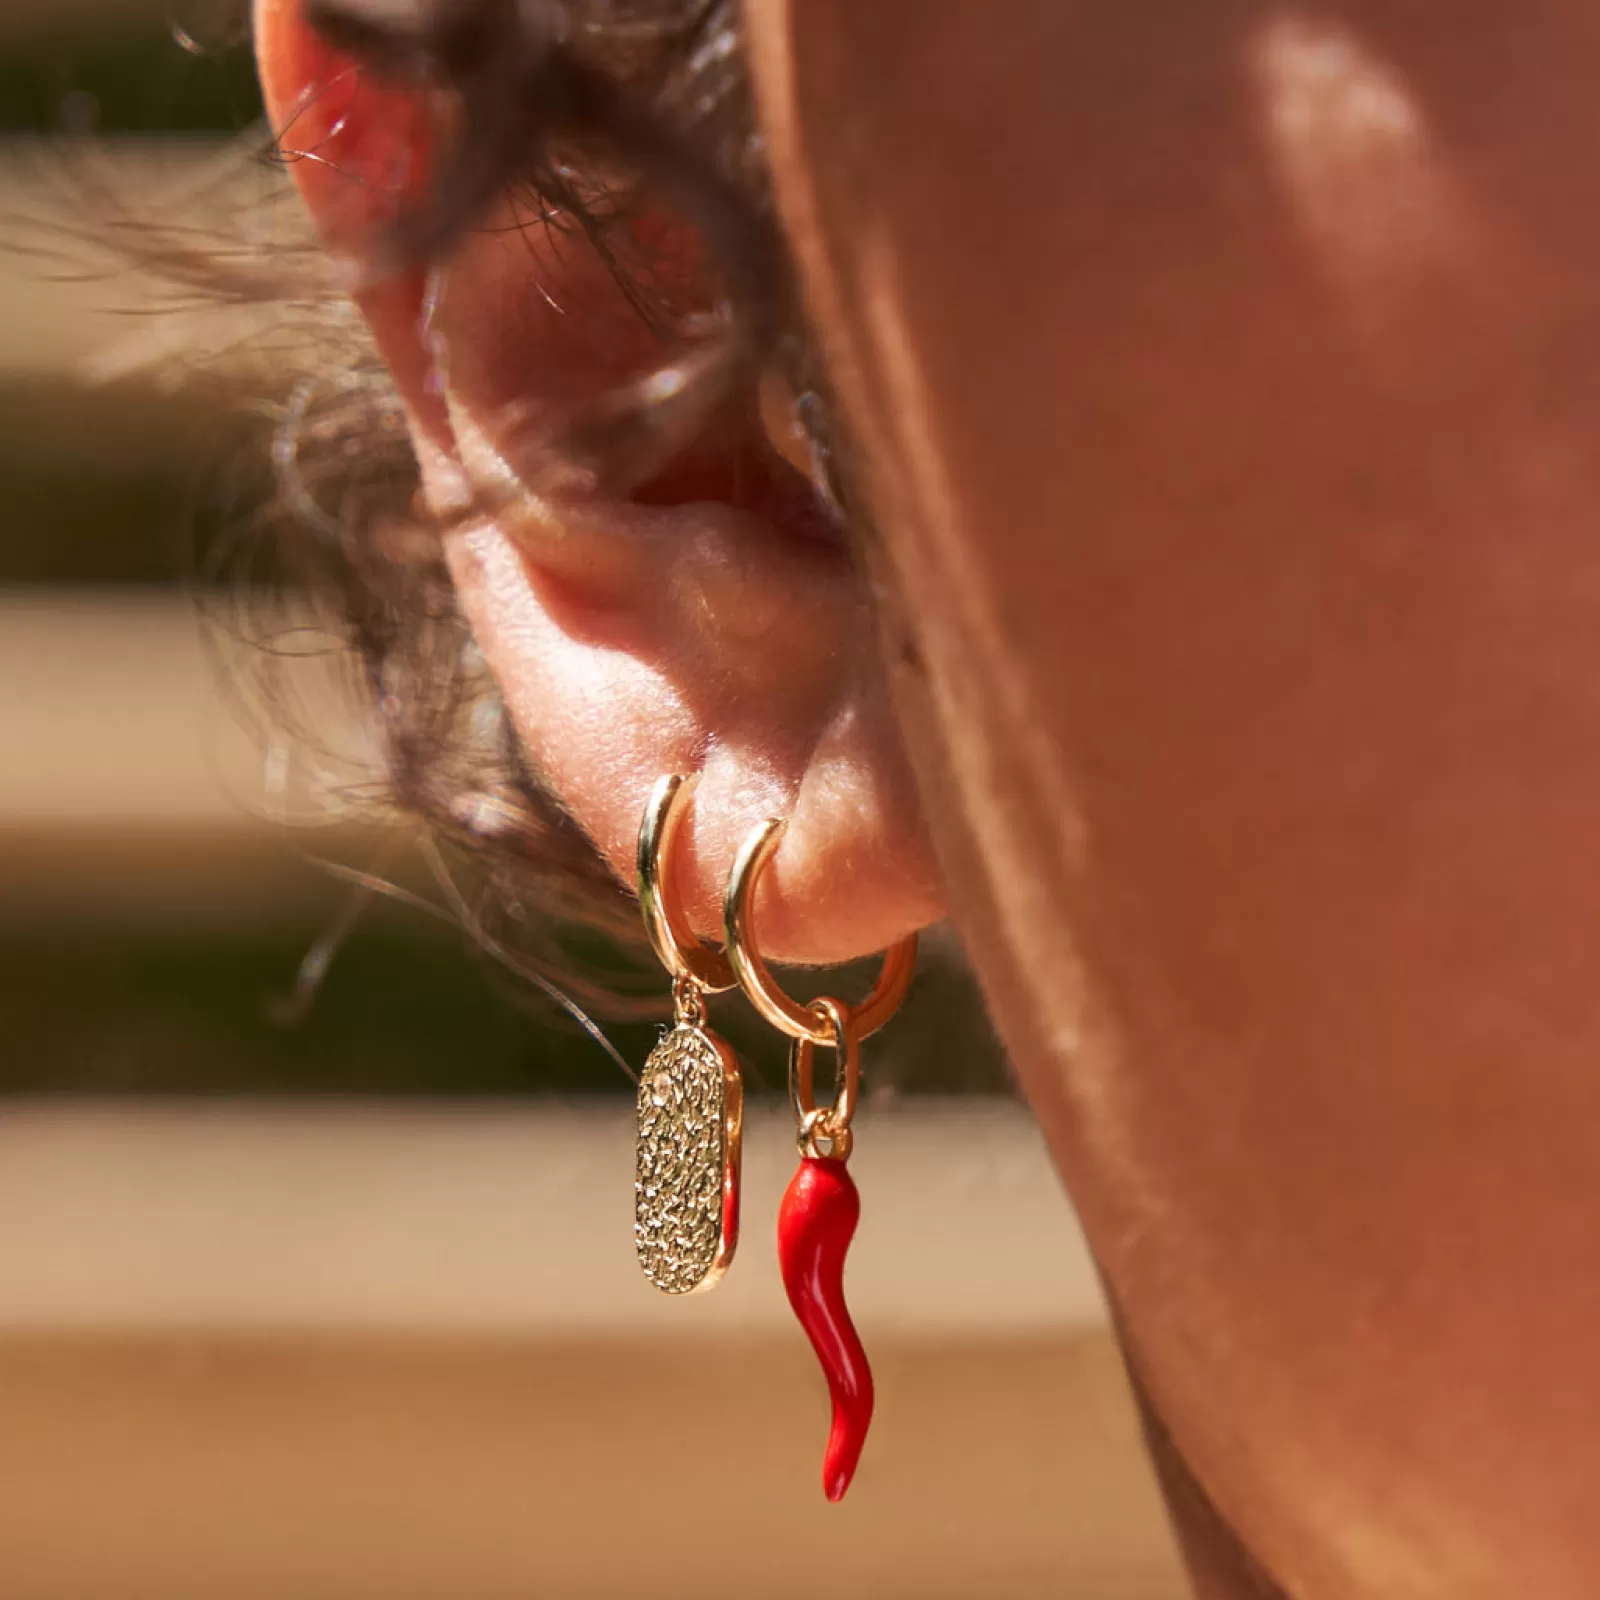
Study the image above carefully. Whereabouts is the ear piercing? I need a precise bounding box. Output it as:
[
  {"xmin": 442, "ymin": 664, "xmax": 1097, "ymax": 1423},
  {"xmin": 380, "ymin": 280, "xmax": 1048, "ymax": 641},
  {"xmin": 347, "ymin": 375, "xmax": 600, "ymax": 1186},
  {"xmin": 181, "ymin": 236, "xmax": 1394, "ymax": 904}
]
[
  {"xmin": 633, "ymin": 773, "xmax": 743, "ymax": 1295},
  {"xmin": 634, "ymin": 775, "xmax": 917, "ymax": 1499}
]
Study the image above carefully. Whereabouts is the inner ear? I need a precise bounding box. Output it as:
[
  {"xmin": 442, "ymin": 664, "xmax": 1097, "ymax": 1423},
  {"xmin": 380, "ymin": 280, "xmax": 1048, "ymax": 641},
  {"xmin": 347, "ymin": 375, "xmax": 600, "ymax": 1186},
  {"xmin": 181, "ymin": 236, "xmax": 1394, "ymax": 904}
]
[{"xmin": 253, "ymin": 0, "xmax": 946, "ymax": 963}]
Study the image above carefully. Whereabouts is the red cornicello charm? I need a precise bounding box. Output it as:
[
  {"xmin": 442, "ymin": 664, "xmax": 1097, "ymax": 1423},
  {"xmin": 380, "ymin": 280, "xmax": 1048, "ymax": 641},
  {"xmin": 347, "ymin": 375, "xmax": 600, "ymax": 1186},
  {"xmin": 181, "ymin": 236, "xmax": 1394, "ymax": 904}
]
[
  {"xmin": 720, "ymin": 819, "xmax": 917, "ymax": 1503},
  {"xmin": 777, "ymin": 995, "xmax": 879, "ymax": 1502},
  {"xmin": 778, "ymin": 1152, "xmax": 872, "ymax": 1502}
]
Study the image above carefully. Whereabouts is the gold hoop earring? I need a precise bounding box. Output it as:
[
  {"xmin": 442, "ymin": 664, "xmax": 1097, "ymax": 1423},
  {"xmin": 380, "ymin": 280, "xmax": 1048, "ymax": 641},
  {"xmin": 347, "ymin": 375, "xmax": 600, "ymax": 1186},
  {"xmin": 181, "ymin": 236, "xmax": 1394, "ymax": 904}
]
[
  {"xmin": 723, "ymin": 817, "xmax": 916, "ymax": 1043},
  {"xmin": 637, "ymin": 773, "xmax": 736, "ymax": 996},
  {"xmin": 632, "ymin": 774, "xmax": 743, "ymax": 1296},
  {"xmin": 722, "ymin": 814, "xmax": 917, "ymax": 1502}
]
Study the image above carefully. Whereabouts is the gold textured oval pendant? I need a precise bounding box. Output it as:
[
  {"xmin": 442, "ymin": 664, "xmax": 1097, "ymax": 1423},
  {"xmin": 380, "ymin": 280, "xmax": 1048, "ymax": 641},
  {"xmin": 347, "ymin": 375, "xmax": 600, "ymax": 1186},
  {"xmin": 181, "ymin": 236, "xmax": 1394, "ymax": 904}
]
[{"xmin": 635, "ymin": 1023, "xmax": 743, "ymax": 1294}]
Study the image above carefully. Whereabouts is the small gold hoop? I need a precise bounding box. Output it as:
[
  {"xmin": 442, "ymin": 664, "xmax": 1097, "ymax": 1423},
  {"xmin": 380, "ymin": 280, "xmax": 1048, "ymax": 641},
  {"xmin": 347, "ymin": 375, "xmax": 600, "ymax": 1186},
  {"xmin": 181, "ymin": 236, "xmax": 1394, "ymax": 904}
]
[
  {"xmin": 790, "ymin": 997, "xmax": 861, "ymax": 1139},
  {"xmin": 723, "ymin": 815, "xmax": 917, "ymax": 1044},
  {"xmin": 636, "ymin": 774, "xmax": 736, "ymax": 994}
]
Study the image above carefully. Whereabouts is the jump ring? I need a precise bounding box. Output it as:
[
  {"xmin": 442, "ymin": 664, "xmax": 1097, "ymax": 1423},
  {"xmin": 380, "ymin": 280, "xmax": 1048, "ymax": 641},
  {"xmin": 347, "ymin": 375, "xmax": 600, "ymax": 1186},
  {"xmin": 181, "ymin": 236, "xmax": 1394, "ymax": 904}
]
[
  {"xmin": 637, "ymin": 774, "xmax": 736, "ymax": 993},
  {"xmin": 722, "ymin": 816, "xmax": 916, "ymax": 1044},
  {"xmin": 789, "ymin": 996, "xmax": 861, "ymax": 1138},
  {"xmin": 797, "ymin": 1107, "xmax": 854, "ymax": 1162}
]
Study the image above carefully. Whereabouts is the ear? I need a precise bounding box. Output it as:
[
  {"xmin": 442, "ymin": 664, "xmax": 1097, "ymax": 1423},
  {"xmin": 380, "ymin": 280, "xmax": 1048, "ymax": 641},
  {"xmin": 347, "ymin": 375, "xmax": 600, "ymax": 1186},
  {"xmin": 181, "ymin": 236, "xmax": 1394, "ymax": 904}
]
[{"xmin": 252, "ymin": 0, "xmax": 943, "ymax": 963}]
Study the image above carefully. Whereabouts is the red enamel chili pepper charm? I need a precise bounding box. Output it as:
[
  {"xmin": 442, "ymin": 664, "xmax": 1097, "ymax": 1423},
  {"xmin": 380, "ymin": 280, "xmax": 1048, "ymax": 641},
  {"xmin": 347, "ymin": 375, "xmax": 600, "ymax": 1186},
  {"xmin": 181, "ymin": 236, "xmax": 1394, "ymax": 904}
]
[{"xmin": 778, "ymin": 1153, "xmax": 873, "ymax": 1502}]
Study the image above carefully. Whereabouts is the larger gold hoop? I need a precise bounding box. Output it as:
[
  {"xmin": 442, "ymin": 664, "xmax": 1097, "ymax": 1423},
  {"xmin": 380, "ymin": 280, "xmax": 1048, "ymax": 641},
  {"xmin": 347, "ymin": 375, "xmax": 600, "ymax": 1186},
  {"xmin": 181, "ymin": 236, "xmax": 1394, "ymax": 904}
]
[
  {"xmin": 722, "ymin": 816, "xmax": 917, "ymax": 1044},
  {"xmin": 636, "ymin": 774, "xmax": 737, "ymax": 994}
]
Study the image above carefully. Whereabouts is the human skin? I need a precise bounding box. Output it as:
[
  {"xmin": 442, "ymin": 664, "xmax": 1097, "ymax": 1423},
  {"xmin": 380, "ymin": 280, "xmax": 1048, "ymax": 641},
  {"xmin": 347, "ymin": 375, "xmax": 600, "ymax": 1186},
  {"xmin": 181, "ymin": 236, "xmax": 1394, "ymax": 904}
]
[
  {"xmin": 259, "ymin": 3, "xmax": 1600, "ymax": 1594},
  {"xmin": 256, "ymin": 0, "xmax": 945, "ymax": 965}
]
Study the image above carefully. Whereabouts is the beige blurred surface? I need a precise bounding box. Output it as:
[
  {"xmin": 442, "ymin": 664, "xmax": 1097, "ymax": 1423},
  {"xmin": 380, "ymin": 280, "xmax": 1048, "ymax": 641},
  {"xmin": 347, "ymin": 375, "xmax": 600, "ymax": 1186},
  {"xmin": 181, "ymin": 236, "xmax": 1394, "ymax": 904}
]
[
  {"xmin": 0, "ymin": 591, "xmax": 374, "ymax": 919},
  {"xmin": 0, "ymin": 139, "xmax": 300, "ymax": 384},
  {"xmin": 0, "ymin": 1104, "xmax": 1185, "ymax": 1595},
  {"xmin": 0, "ymin": 1101, "xmax": 1105, "ymax": 1335},
  {"xmin": 0, "ymin": 1332, "xmax": 1186, "ymax": 1600},
  {"xmin": 0, "ymin": 590, "xmax": 303, "ymax": 829}
]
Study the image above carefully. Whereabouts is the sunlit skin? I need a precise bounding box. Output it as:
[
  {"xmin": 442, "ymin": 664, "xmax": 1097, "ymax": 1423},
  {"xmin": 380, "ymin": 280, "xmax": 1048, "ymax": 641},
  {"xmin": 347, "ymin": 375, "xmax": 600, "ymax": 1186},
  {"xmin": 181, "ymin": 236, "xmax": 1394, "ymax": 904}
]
[{"xmin": 259, "ymin": 3, "xmax": 1600, "ymax": 1593}]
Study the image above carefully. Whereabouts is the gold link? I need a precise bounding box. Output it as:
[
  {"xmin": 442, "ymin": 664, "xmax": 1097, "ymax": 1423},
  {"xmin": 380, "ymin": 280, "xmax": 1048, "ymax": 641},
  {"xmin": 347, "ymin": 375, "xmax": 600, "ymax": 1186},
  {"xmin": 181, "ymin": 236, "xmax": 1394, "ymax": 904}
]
[
  {"xmin": 788, "ymin": 997, "xmax": 861, "ymax": 1152},
  {"xmin": 671, "ymin": 973, "xmax": 708, "ymax": 1029},
  {"xmin": 797, "ymin": 1107, "xmax": 855, "ymax": 1162}
]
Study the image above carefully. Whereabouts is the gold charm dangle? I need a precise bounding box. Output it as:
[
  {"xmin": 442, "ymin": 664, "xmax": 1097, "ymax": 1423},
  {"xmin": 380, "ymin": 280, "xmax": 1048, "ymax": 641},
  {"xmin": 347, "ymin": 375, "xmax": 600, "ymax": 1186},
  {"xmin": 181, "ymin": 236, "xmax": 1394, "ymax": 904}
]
[
  {"xmin": 633, "ymin": 775, "xmax": 743, "ymax": 1295},
  {"xmin": 635, "ymin": 976, "xmax": 742, "ymax": 1294}
]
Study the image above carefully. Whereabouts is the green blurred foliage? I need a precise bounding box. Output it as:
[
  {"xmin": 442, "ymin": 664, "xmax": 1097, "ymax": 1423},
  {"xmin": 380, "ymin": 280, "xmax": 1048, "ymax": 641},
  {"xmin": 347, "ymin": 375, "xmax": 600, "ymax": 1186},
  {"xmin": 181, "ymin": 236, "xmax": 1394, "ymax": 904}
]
[
  {"xmin": 0, "ymin": 920, "xmax": 650, "ymax": 1095},
  {"xmin": 0, "ymin": 918, "xmax": 1012, "ymax": 1097},
  {"xmin": 0, "ymin": 20, "xmax": 260, "ymax": 135},
  {"xmin": 0, "ymin": 387, "xmax": 246, "ymax": 584}
]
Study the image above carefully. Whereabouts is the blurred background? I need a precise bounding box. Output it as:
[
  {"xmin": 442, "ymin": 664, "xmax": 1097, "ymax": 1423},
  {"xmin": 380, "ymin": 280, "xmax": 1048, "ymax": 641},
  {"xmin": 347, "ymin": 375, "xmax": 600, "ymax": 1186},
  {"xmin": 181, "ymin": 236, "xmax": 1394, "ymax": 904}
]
[{"xmin": 0, "ymin": 6, "xmax": 1187, "ymax": 1595}]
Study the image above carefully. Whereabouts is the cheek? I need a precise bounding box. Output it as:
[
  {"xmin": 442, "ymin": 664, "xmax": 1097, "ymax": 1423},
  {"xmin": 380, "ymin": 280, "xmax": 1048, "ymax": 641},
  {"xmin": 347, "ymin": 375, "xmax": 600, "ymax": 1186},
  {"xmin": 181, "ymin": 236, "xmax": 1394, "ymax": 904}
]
[{"xmin": 752, "ymin": 0, "xmax": 1600, "ymax": 1590}]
